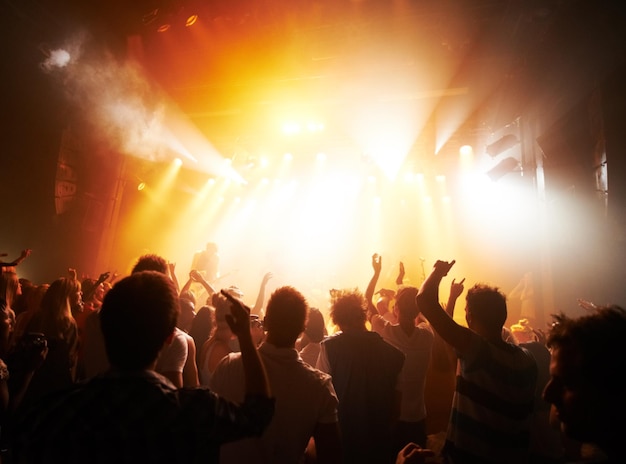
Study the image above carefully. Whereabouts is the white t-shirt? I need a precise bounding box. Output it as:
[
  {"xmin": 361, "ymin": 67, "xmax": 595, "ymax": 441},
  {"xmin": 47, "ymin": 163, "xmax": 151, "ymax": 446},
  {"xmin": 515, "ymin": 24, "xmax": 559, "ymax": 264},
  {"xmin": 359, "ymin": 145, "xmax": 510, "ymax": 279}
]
[
  {"xmin": 370, "ymin": 315, "xmax": 434, "ymax": 422},
  {"xmin": 211, "ymin": 342, "xmax": 339, "ymax": 464}
]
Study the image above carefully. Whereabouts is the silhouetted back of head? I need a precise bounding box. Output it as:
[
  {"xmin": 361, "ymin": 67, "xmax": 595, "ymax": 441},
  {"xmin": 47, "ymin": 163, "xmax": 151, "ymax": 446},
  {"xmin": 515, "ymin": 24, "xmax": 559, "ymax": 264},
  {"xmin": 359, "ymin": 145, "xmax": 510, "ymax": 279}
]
[
  {"xmin": 547, "ymin": 305, "xmax": 626, "ymax": 394},
  {"xmin": 304, "ymin": 308, "xmax": 326, "ymax": 343},
  {"xmin": 100, "ymin": 271, "xmax": 178, "ymax": 370},
  {"xmin": 466, "ymin": 284, "xmax": 507, "ymax": 334},
  {"xmin": 395, "ymin": 286, "xmax": 419, "ymax": 320},
  {"xmin": 264, "ymin": 286, "xmax": 308, "ymax": 347},
  {"xmin": 330, "ymin": 289, "xmax": 366, "ymax": 330},
  {"xmin": 131, "ymin": 254, "xmax": 168, "ymax": 274}
]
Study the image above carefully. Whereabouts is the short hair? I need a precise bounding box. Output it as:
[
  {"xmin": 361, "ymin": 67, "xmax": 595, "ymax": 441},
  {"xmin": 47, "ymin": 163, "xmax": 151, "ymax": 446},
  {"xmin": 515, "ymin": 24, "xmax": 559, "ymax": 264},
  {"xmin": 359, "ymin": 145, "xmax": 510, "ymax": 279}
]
[
  {"xmin": 304, "ymin": 308, "xmax": 326, "ymax": 343},
  {"xmin": 547, "ymin": 306, "xmax": 626, "ymax": 393},
  {"xmin": 264, "ymin": 286, "xmax": 308, "ymax": 346},
  {"xmin": 330, "ymin": 289, "xmax": 366, "ymax": 329},
  {"xmin": 100, "ymin": 271, "xmax": 179, "ymax": 370},
  {"xmin": 395, "ymin": 286, "xmax": 419, "ymax": 319},
  {"xmin": 465, "ymin": 284, "xmax": 508, "ymax": 332},
  {"xmin": 131, "ymin": 254, "xmax": 168, "ymax": 274}
]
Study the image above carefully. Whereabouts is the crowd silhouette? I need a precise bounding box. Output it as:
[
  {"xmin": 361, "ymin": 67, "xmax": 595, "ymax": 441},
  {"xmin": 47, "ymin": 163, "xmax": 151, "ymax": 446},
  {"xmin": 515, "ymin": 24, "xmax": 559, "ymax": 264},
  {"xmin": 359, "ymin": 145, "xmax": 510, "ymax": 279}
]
[{"xmin": 0, "ymin": 248, "xmax": 622, "ymax": 464}]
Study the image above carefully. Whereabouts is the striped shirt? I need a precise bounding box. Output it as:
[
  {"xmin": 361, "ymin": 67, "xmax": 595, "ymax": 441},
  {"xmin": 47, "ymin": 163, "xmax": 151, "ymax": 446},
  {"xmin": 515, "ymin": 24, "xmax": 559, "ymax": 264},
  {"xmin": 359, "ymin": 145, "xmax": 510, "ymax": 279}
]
[{"xmin": 444, "ymin": 334, "xmax": 538, "ymax": 464}]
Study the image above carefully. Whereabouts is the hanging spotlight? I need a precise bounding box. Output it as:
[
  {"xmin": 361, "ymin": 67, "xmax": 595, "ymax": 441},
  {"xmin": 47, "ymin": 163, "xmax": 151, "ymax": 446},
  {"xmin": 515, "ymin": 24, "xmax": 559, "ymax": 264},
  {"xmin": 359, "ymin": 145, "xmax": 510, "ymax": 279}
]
[
  {"xmin": 486, "ymin": 157, "xmax": 520, "ymax": 182},
  {"xmin": 157, "ymin": 23, "xmax": 171, "ymax": 32},
  {"xmin": 485, "ymin": 134, "xmax": 519, "ymax": 157}
]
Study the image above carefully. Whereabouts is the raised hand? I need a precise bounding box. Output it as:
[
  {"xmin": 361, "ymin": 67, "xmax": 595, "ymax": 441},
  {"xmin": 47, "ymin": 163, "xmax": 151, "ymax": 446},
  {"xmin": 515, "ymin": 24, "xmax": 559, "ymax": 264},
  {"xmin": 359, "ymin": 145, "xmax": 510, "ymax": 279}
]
[
  {"xmin": 371, "ymin": 253, "xmax": 382, "ymax": 274},
  {"xmin": 19, "ymin": 249, "xmax": 32, "ymax": 260},
  {"xmin": 396, "ymin": 261, "xmax": 405, "ymax": 285},
  {"xmin": 433, "ymin": 259, "xmax": 455, "ymax": 276},
  {"xmin": 261, "ymin": 272, "xmax": 273, "ymax": 285},
  {"xmin": 190, "ymin": 269, "xmax": 204, "ymax": 282},
  {"xmin": 450, "ymin": 277, "xmax": 466, "ymax": 300},
  {"xmin": 220, "ymin": 289, "xmax": 252, "ymax": 338}
]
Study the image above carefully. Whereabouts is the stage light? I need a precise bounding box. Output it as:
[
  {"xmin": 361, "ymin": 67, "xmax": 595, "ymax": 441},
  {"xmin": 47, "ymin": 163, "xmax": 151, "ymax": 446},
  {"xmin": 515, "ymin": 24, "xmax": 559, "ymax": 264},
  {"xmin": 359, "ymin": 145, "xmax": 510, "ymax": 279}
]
[
  {"xmin": 486, "ymin": 157, "xmax": 520, "ymax": 181},
  {"xmin": 157, "ymin": 23, "xmax": 171, "ymax": 32},
  {"xmin": 459, "ymin": 145, "xmax": 473, "ymax": 157},
  {"xmin": 185, "ymin": 14, "xmax": 198, "ymax": 27},
  {"xmin": 137, "ymin": 181, "xmax": 146, "ymax": 191},
  {"xmin": 485, "ymin": 134, "xmax": 519, "ymax": 157}
]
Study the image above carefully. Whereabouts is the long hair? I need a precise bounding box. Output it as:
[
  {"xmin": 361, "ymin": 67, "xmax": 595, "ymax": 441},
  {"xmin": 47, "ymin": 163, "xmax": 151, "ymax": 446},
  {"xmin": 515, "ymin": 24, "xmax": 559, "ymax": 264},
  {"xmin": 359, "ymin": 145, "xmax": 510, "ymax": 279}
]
[
  {"xmin": 29, "ymin": 278, "xmax": 79, "ymax": 340},
  {"xmin": 0, "ymin": 270, "xmax": 20, "ymax": 308}
]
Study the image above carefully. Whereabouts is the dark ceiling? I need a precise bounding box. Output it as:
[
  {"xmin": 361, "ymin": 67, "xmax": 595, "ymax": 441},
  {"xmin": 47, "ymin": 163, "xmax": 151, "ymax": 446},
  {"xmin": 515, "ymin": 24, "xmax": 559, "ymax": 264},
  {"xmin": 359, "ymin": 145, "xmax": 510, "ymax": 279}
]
[{"xmin": 4, "ymin": 0, "xmax": 625, "ymax": 140}]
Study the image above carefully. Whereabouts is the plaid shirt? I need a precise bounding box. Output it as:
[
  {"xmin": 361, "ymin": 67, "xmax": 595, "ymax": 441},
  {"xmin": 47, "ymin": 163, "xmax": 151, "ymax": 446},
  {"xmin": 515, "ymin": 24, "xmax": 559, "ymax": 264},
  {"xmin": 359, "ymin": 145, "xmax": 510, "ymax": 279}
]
[{"xmin": 14, "ymin": 369, "xmax": 274, "ymax": 464}]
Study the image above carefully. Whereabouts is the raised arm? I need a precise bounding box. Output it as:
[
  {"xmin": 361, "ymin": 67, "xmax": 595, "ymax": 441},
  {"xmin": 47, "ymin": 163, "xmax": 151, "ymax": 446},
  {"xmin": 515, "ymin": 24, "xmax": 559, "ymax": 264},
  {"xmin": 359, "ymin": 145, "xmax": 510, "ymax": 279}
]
[
  {"xmin": 190, "ymin": 270, "xmax": 217, "ymax": 301},
  {"xmin": 167, "ymin": 262, "xmax": 180, "ymax": 294},
  {"xmin": 251, "ymin": 272, "xmax": 273, "ymax": 317},
  {"xmin": 221, "ymin": 290, "xmax": 270, "ymax": 398},
  {"xmin": 395, "ymin": 261, "xmax": 405, "ymax": 286},
  {"xmin": 365, "ymin": 254, "xmax": 382, "ymax": 318},
  {"xmin": 416, "ymin": 260, "xmax": 472, "ymax": 353},
  {"xmin": 445, "ymin": 277, "xmax": 465, "ymax": 318}
]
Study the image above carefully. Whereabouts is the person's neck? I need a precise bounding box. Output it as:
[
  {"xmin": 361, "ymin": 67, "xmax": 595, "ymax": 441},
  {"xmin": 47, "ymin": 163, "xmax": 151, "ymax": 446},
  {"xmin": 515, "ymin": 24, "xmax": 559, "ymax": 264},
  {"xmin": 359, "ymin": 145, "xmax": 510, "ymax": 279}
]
[{"xmin": 265, "ymin": 335, "xmax": 295, "ymax": 349}]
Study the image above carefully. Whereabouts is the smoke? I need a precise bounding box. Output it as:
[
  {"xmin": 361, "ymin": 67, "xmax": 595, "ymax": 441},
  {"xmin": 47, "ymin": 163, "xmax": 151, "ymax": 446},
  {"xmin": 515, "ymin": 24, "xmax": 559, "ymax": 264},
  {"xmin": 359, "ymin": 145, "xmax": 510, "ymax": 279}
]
[{"xmin": 40, "ymin": 31, "xmax": 173, "ymax": 163}]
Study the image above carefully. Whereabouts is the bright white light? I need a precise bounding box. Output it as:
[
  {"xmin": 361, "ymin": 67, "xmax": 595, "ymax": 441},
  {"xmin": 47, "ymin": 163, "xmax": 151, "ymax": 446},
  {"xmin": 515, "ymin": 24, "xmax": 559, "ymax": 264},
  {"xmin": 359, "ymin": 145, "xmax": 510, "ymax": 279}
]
[
  {"xmin": 284, "ymin": 153, "xmax": 293, "ymax": 162},
  {"xmin": 316, "ymin": 152, "xmax": 327, "ymax": 162},
  {"xmin": 306, "ymin": 122, "xmax": 325, "ymax": 132},
  {"xmin": 282, "ymin": 123, "xmax": 301, "ymax": 135},
  {"xmin": 460, "ymin": 145, "xmax": 473, "ymax": 157},
  {"xmin": 174, "ymin": 158, "xmax": 183, "ymax": 167},
  {"xmin": 46, "ymin": 49, "xmax": 71, "ymax": 69}
]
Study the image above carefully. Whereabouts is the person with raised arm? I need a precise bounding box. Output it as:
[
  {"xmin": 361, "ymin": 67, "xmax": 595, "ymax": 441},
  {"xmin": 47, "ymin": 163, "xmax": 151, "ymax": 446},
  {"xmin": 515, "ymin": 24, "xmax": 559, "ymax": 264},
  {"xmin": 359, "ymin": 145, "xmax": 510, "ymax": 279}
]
[
  {"xmin": 365, "ymin": 254, "xmax": 434, "ymax": 451},
  {"xmin": 416, "ymin": 260, "xmax": 537, "ymax": 464},
  {"xmin": 15, "ymin": 272, "xmax": 273, "ymax": 464}
]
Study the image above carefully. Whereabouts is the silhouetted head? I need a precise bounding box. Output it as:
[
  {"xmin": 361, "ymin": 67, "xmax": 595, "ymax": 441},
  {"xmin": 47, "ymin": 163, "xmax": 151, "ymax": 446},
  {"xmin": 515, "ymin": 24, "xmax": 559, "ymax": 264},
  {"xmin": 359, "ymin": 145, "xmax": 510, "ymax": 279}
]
[
  {"xmin": 264, "ymin": 286, "xmax": 308, "ymax": 348},
  {"xmin": 100, "ymin": 271, "xmax": 178, "ymax": 370},
  {"xmin": 330, "ymin": 289, "xmax": 367, "ymax": 331},
  {"xmin": 543, "ymin": 306, "xmax": 626, "ymax": 455},
  {"xmin": 395, "ymin": 286, "xmax": 419, "ymax": 321},
  {"xmin": 465, "ymin": 284, "xmax": 507, "ymax": 338},
  {"xmin": 304, "ymin": 307, "xmax": 326, "ymax": 343},
  {"xmin": 131, "ymin": 254, "xmax": 168, "ymax": 274}
]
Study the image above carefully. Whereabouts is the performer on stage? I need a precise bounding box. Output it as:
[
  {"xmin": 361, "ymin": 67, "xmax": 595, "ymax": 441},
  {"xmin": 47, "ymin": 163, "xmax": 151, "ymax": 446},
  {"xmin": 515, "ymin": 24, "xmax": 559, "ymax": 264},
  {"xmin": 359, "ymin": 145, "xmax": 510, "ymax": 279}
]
[{"xmin": 191, "ymin": 242, "xmax": 220, "ymax": 283}]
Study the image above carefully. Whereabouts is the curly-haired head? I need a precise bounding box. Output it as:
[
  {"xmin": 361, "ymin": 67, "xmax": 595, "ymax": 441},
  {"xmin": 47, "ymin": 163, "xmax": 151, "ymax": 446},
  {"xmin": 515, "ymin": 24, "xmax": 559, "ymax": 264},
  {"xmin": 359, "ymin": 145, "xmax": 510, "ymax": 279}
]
[
  {"xmin": 547, "ymin": 305, "xmax": 626, "ymax": 393},
  {"xmin": 330, "ymin": 288, "xmax": 366, "ymax": 330}
]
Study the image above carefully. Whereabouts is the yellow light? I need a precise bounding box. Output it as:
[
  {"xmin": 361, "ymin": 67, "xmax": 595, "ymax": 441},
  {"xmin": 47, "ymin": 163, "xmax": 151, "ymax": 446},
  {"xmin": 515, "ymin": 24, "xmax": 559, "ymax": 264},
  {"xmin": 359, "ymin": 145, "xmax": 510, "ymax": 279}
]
[
  {"xmin": 282, "ymin": 122, "xmax": 301, "ymax": 135},
  {"xmin": 460, "ymin": 145, "xmax": 473, "ymax": 157},
  {"xmin": 185, "ymin": 15, "xmax": 198, "ymax": 27},
  {"xmin": 174, "ymin": 157, "xmax": 183, "ymax": 167},
  {"xmin": 157, "ymin": 24, "xmax": 170, "ymax": 32},
  {"xmin": 284, "ymin": 153, "xmax": 293, "ymax": 162},
  {"xmin": 137, "ymin": 182, "xmax": 146, "ymax": 191}
]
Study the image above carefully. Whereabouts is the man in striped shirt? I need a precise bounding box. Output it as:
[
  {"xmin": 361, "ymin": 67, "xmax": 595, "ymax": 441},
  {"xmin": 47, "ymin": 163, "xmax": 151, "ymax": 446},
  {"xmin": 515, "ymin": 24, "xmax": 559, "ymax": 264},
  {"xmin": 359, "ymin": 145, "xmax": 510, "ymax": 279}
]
[{"xmin": 416, "ymin": 260, "xmax": 537, "ymax": 464}]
